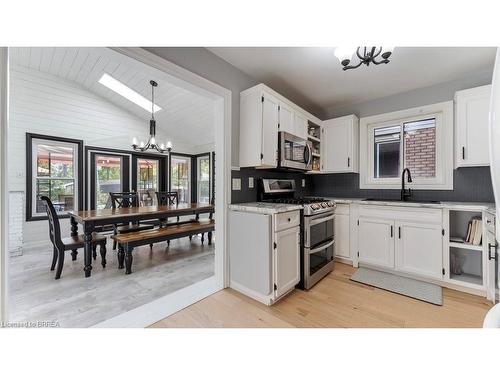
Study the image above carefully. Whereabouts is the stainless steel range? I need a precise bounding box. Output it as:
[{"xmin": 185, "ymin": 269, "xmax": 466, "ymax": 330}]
[{"xmin": 258, "ymin": 178, "xmax": 336, "ymax": 289}]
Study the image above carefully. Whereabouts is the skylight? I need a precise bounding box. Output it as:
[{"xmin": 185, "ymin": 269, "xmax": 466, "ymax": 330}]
[{"xmin": 98, "ymin": 73, "xmax": 162, "ymax": 113}]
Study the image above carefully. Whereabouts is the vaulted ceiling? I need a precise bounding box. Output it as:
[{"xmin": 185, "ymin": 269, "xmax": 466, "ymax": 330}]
[
  {"xmin": 208, "ymin": 47, "xmax": 496, "ymax": 117},
  {"xmin": 10, "ymin": 47, "xmax": 216, "ymax": 151}
]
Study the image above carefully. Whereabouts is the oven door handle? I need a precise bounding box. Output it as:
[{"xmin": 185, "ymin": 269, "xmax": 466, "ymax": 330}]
[
  {"xmin": 308, "ymin": 214, "xmax": 335, "ymax": 227},
  {"xmin": 308, "ymin": 239, "xmax": 335, "ymax": 255}
]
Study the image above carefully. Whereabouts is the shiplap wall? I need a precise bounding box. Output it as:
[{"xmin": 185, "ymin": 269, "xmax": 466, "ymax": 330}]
[{"xmin": 9, "ymin": 66, "xmax": 214, "ymax": 252}]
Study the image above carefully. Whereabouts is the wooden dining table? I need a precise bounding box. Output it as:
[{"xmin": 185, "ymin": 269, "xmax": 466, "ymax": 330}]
[{"xmin": 68, "ymin": 203, "xmax": 214, "ymax": 277}]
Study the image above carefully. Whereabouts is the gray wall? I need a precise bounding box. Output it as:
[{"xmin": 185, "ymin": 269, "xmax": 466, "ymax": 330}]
[
  {"xmin": 309, "ymin": 167, "xmax": 494, "ymax": 203},
  {"xmin": 324, "ymin": 67, "xmax": 494, "ymax": 119},
  {"xmin": 144, "ymin": 47, "xmax": 258, "ymax": 167}
]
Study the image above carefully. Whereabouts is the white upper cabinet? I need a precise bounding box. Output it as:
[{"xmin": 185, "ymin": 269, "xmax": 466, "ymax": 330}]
[
  {"xmin": 455, "ymin": 85, "xmax": 491, "ymax": 167},
  {"xmin": 293, "ymin": 111, "xmax": 309, "ymax": 140},
  {"xmin": 239, "ymin": 84, "xmax": 322, "ymax": 168},
  {"xmin": 321, "ymin": 114, "xmax": 359, "ymax": 173},
  {"xmin": 278, "ymin": 102, "xmax": 295, "ymax": 134}
]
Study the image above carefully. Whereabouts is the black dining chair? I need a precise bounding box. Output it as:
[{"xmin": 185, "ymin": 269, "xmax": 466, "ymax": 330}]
[
  {"xmin": 109, "ymin": 192, "xmax": 155, "ymax": 250},
  {"xmin": 40, "ymin": 196, "xmax": 107, "ymax": 280},
  {"xmin": 155, "ymin": 191, "xmax": 182, "ymax": 246}
]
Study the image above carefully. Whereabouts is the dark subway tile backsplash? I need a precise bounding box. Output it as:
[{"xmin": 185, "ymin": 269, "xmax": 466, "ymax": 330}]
[{"xmin": 231, "ymin": 166, "xmax": 495, "ymax": 203}]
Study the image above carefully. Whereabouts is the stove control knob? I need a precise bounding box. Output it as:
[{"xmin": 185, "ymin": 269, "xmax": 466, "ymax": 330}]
[
  {"xmin": 321, "ymin": 202, "xmax": 328, "ymax": 208},
  {"xmin": 311, "ymin": 204, "xmax": 320, "ymax": 210},
  {"xmin": 327, "ymin": 202, "xmax": 334, "ymax": 207}
]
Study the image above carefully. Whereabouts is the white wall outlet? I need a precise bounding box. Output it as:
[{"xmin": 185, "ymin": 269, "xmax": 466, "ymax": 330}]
[
  {"xmin": 232, "ymin": 178, "xmax": 241, "ymax": 191},
  {"xmin": 302, "ymin": 179, "xmax": 305, "ymax": 188},
  {"xmin": 248, "ymin": 177, "xmax": 254, "ymax": 189}
]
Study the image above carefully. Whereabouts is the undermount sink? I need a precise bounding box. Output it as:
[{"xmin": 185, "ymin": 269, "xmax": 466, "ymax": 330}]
[{"xmin": 362, "ymin": 198, "xmax": 441, "ymax": 204}]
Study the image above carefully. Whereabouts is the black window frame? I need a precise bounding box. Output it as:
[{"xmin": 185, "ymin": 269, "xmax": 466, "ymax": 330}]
[
  {"xmin": 26, "ymin": 133, "xmax": 84, "ymax": 222},
  {"xmin": 85, "ymin": 146, "xmax": 168, "ymax": 209}
]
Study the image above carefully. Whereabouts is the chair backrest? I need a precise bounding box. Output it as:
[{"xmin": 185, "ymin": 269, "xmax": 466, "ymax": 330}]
[
  {"xmin": 109, "ymin": 192, "xmax": 140, "ymax": 209},
  {"xmin": 156, "ymin": 191, "xmax": 179, "ymax": 206},
  {"xmin": 40, "ymin": 196, "xmax": 64, "ymax": 249}
]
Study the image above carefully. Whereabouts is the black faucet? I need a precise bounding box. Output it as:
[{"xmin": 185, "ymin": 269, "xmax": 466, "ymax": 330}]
[{"xmin": 401, "ymin": 168, "xmax": 412, "ymax": 201}]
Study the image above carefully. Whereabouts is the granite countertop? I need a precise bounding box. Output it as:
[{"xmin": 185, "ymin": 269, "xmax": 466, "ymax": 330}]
[
  {"xmin": 321, "ymin": 197, "xmax": 495, "ymax": 212},
  {"xmin": 229, "ymin": 202, "xmax": 302, "ymax": 215}
]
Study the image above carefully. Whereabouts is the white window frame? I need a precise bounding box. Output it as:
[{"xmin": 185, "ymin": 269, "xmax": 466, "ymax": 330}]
[
  {"xmin": 170, "ymin": 155, "xmax": 191, "ymax": 203},
  {"xmin": 359, "ymin": 101, "xmax": 454, "ymax": 190},
  {"xmin": 197, "ymin": 154, "xmax": 211, "ymax": 203},
  {"xmin": 31, "ymin": 138, "xmax": 79, "ymax": 217}
]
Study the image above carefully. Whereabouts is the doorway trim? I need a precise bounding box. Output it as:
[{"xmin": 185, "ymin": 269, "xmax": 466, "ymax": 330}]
[{"xmin": 0, "ymin": 48, "xmax": 8, "ymax": 323}]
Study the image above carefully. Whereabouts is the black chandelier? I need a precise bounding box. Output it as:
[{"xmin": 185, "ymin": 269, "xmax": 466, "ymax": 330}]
[
  {"xmin": 335, "ymin": 47, "xmax": 394, "ymax": 71},
  {"xmin": 131, "ymin": 80, "xmax": 172, "ymax": 154}
]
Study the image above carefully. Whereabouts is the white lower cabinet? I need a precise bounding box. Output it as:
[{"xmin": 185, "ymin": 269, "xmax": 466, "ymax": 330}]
[
  {"xmin": 334, "ymin": 204, "xmax": 350, "ymax": 260},
  {"xmin": 357, "ymin": 206, "xmax": 444, "ymax": 279},
  {"xmin": 358, "ymin": 218, "xmax": 395, "ymax": 268},
  {"xmin": 229, "ymin": 209, "xmax": 300, "ymax": 305},
  {"xmin": 274, "ymin": 225, "xmax": 301, "ymax": 299},
  {"xmin": 395, "ymin": 221, "xmax": 443, "ymax": 279}
]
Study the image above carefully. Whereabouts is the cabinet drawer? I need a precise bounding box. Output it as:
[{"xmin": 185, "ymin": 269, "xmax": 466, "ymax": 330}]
[
  {"xmin": 275, "ymin": 210, "xmax": 300, "ymax": 232},
  {"xmin": 335, "ymin": 203, "xmax": 349, "ymax": 215}
]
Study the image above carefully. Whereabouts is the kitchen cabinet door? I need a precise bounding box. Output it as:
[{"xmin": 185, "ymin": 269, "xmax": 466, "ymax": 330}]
[
  {"xmin": 294, "ymin": 111, "xmax": 308, "ymax": 139},
  {"xmin": 261, "ymin": 93, "xmax": 279, "ymax": 167},
  {"xmin": 358, "ymin": 218, "xmax": 395, "ymax": 268},
  {"xmin": 321, "ymin": 115, "xmax": 359, "ymax": 173},
  {"xmin": 455, "ymin": 85, "xmax": 491, "ymax": 167},
  {"xmin": 279, "ymin": 102, "xmax": 295, "ymax": 135},
  {"xmin": 334, "ymin": 213, "xmax": 350, "ymax": 259},
  {"xmin": 395, "ymin": 221, "xmax": 443, "ymax": 279},
  {"xmin": 274, "ymin": 225, "xmax": 300, "ymax": 299}
]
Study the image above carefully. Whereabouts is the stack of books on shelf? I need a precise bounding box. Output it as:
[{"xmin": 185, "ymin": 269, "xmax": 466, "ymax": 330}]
[
  {"xmin": 465, "ymin": 217, "xmax": 482, "ymax": 246},
  {"xmin": 450, "ymin": 217, "xmax": 483, "ymax": 246}
]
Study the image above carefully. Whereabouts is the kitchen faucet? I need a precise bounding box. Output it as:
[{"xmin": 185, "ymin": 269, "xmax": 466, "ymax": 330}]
[{"xmin": 401, "ymin": 168, "xmax": 412, "ymax": 201}]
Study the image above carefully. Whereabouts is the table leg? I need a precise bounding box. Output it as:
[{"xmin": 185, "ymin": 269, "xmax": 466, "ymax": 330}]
[
  {"xmin": 83, "ymin": 222, "xmax": 94, "ymax": 277},
  {"xmin": 117, "ymin": 244, "xmax": 125, "ymax": 269},
  {"xmin": 125, "ymin": 245, "xmax": 133, "ymax": 274},
  {"xmin": 70, "ymin": 216, "xmax": 78, "ymax": 236},
  {"xmin": 70, "ymin": 216, "xmax": 79, "ymax": 260}
]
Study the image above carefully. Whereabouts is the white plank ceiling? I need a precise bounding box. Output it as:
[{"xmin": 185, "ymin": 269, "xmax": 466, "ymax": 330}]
[{"xmin": 9, "ymin": 47, "xmax": 215, "ymax": 150}]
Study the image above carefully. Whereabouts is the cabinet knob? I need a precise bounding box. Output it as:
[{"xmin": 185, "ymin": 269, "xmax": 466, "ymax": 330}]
[{"xmin": 287, "ymin": 218, "xmax": 291, "ymax": 222}]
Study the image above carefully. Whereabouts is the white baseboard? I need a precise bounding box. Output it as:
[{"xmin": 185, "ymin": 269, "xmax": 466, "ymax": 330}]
[
  {"xmin": 93, "ymin": 276, "xmax": 221, "ymax": 328},
  {"xmin": 229, "ymin": 280, "xmax": 273, "ymax": 306}
]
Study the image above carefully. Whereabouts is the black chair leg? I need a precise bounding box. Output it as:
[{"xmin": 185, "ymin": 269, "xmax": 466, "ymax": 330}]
[
  {"xmin": 125, "ymin": 246, "xmax": 133, "ymax": 275},
  {"xmin": 92, "ymin": 245, "xmax": 97, "ymax": 260},
  {"xmin": 201, "ymin": 233, "xmax": 205, "ymax": 245},
  {"xmin": 189, "ymin": 235, "xmax": 193, "ymax": 241},
  {"xmin": 167, "ymin": 240, "xmax": 170, "ymax": 246},
  {"xmin": 55, "ymin": 249, "xmax": 65, "ymax": 280},
  {"xmin": 50, "ymin": 246, "xmax": 58, "ymax": 271},
  {"xmin": 100, "ymin": 243, "xmax": 107, "ymax": 268},
  {"xmin": 149, "ymin": 243, "xmax": 153, "ymax": 250},
  {"xmin": 208, "ymin": 232, "xmax": 213, "ymax": 245},
  {"xmin": 71, "ymin": 249, "xmax": 78, "ymax": 261},
  {"xmin": 117, "ymin": 244, "xmax": 125, "ymax": 269}
]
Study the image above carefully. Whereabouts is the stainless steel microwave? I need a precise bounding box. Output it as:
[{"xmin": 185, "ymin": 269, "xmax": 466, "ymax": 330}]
[{"xmin": 278, "ymin": 131, "xmax": 313, "ymax": 171}]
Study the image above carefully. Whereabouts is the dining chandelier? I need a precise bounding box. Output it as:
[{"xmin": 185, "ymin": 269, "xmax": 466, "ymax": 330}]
[
  {"xmin": 335, "ymin": 47, "xmax": 394, "ymax": 71},
  {"xmin": 131, "ymin": 80, "xmax": 172, "ymax": 154}
]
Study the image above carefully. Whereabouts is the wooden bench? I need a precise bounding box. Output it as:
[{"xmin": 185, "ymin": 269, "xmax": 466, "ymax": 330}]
[{"xmin": 112, "ymin": 219, "xmax": 215, "ymax": 274}]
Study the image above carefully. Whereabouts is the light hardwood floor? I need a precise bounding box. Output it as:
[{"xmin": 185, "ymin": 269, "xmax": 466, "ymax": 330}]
[{"xmin": 151, "ymin": 262, "xmax": 493, "ymax": 328}]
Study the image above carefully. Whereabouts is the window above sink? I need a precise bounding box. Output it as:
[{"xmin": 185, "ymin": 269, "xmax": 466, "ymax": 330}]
[{"xmin": 360, "ymin": 101, "xmax": 454, "ymax": 190}]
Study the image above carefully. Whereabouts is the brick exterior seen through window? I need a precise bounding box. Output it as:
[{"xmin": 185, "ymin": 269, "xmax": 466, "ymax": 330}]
[{"xmin": 404, "ymin": 127, "xmax": 436, "ymax": 178}]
